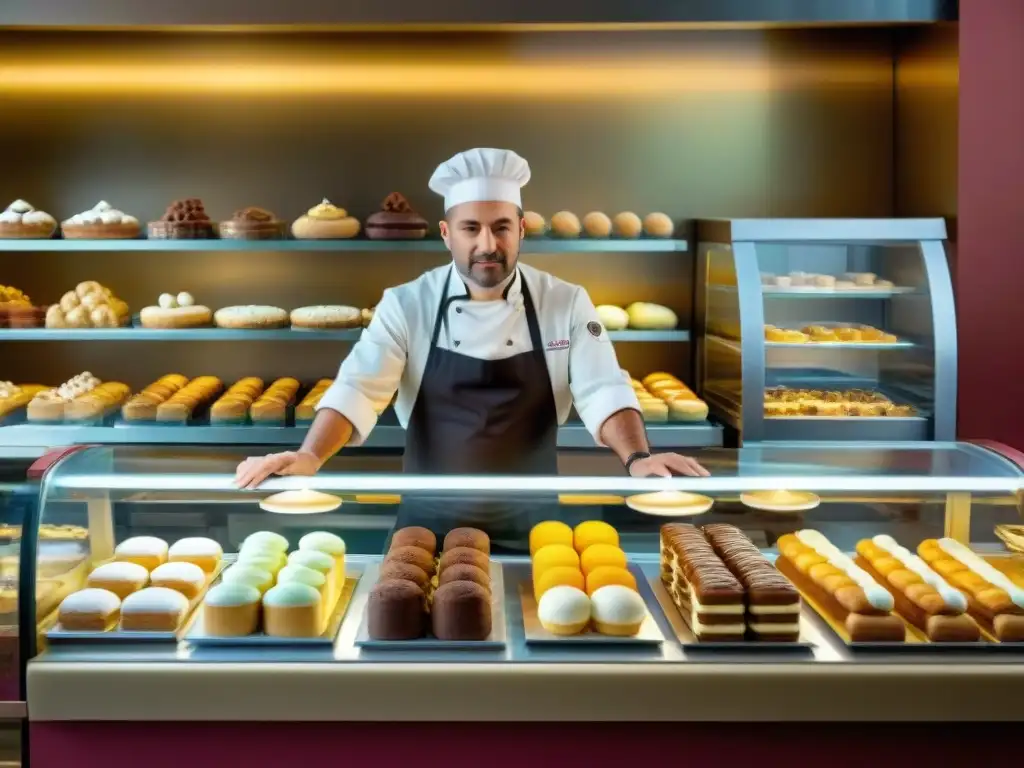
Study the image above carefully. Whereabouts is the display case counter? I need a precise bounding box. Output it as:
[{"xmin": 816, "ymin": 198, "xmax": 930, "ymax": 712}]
[{"xmin": 23, "ymin": 441, "xmax": 1024, "ymax": 735}]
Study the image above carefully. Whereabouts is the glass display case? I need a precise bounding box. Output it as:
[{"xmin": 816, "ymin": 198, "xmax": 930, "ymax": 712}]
[{"xmin": 695, "ymin": 218, "xmax": 955, "ymax": 443}]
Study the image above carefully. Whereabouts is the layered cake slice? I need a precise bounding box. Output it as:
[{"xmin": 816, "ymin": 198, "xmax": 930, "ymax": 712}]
[
  {"xmin": 703, "ymin": 524, "xmax": 801, "ymax": 641},
  {"xmin": 660, "ymin": 524, "xmax": 745, "ymax": 641}
]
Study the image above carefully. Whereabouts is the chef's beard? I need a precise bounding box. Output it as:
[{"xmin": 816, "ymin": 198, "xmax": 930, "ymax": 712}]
[{"xmin": 457, "ymin": 251, "xmax": 514, "ymax": 289}]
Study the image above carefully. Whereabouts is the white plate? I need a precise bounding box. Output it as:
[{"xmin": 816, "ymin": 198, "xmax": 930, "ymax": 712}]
[
  {"xmin": 625, "ymin": 491, "xmax": 714, "ymax": 517},
  {"xmin": 740, "ymin": 491, "xmax": 821, "ymax": 513},
  {"xmin": 259, "ymin": 489, "xmax": 342, "ymax": 514}
]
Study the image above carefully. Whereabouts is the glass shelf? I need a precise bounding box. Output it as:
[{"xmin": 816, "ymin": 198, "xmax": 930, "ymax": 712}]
[
  {"xmin": 0, "ymin": 237, "xmax": 687, "ymax": 254},
  {"xmin": 765, "ymin": 340, "xmax": 915, "ymax": 350}
]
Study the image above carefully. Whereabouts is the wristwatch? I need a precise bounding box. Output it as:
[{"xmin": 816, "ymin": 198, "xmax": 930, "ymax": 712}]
[{"xmin": 624, "ymin": 451, "xmax": 652, "ymax": 476}]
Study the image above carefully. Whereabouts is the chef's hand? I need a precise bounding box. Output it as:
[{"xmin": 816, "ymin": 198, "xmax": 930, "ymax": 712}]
[
  {"xmin": 234, "ymin": 450, "xmax": 321, "ymax": 489},
  {"xmin": 629, "ymin": 452, "xmax": 710, "ymax": 478}
]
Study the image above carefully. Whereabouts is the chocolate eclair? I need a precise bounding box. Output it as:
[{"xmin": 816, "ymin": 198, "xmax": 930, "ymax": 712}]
[{"xmin": 365, "ymin": 192, "xmax": 428, "ymax": 240}]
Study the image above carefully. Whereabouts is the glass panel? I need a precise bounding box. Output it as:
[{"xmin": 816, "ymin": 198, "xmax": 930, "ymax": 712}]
[{"xmin": 0, "ymin": 457, "xmax": 32, "ymax": 702}]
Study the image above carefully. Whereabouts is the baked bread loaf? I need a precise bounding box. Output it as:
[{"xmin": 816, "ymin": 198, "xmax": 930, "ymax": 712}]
[
  {"xmin": 27, "ymin": 372, "xmax": 101, "ymax": 422},
  {"xmin": 210, "ymin": 377, "xmax": 265, "ymax": 424},
  {"xmin": 61, "ymin": 201, "xmax": 140, "ymax": 239},
  {"xmin": 0, "ymin": 382, "xmax": 49, "ymax": 419},
  {"xmin": 290, "ymin": 305, "xmax": 362, "ymax": 329},
  {"xmin": 250, "ymin": 377, "xmax": 300, "ymax": 424},
  {"xmin": 295, "ymin": 379, "xmax": 333, "ymax": 422},
  {"xmin": 121, "ymin": 374, "xmax": 189, "ymax": 421},
  {"xmin": 156, "ymin": 376, "xmax": 224, "ymax": 422},
  {"xmin": 214, "ymin": 306, "xmax": 289, "ymax": 330},
  {"xmin": 63, "ymin": 381, "xmax": 131, "ymax": 422},
  {"xmin": 148, "ymin": 198, "xmax": 215, "ymax": 239},
  {"xmin": 291, "ymin": 198, "xmax": 361, "ymax": 239},
  {"xmin": 219, "ymin": 207, "xmax": 285, "ymax": 240},
  {"xmin": 627, "ymin": 371, "xmax": 708, "ymax": 423},
  {"xmin": 0, "ymin": 199, "xmax": 57, "ymax": 239}
]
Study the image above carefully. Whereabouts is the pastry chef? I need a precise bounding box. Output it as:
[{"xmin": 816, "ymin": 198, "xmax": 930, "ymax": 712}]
[{"xmin": 235, "ymin": 148, "xmax": 708, "ymax": 547}]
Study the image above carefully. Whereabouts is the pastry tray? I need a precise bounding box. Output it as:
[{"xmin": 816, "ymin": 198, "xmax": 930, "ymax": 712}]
[
  {"xmin": 183, "ymin": 569, "xmax": 361, "ymax": 647},
  {"xmin": 354, "ymin": 561, "xmax": 506, "ymax": 650},
  {"xmin": 771, "ymin": 552, "xmax": 1024, "ymax": 652},
  {"xmin": 765, "ymin": 322, "xmax": 912, "ymax": 348},
  {"xmin": 648, "ymin": 574, "xmax": 814, "ymax": 653},
  {"xmin": 761, "ymin": 284, "xmax": 914, "ymax": 295},
  {"xmin": 519, "ymin": 567, "xmax": 665, "ymax": 645},
  {"xmin": 45, "ymin": 562, "xmax": 224, "ymax": 643}
]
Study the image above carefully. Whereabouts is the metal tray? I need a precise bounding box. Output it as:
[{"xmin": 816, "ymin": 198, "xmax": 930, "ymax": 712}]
[
  {"xmin": 183, "ymin": 570, "xmax": 360, "ymax": 647},
  {"xmin": 648, "ymin": 574, "xmax": 814, "ymax": 654},
  {"xmin": 765, "ymin": 321, "xmax": 913, "ymax": 349},
  {"xmin": 519, "ymin": 572, "xmax": 665, "ymax": 646},
  {"xmin": 354, "ymin": 561, "xmax": 506, "ymax": 650}
]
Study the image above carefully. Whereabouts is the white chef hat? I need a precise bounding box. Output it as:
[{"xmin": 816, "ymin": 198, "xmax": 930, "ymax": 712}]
[{"xmin": 428, "ymin": 148, "xmax": 531, "ymax": 212}]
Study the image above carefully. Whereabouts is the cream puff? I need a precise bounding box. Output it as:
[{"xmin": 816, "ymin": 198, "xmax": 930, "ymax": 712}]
[
  {"xmin": 550, "ymin": 211, "xmax": 581, "ymax": 238},
  {"xmin": 523, "ymin": 211, "xmax": 547, "ymax": 237},
  {"xmin": 114, "ymin": 536, "xmax": 169, "ymax": 571},
  {"xmin": 590, "ymin": 584, "xmax": 646, "ymax": 636},
  {"xmin": 582, "ymin": 211, "xmax": 612, "ymax": 238},
  {"xmin": 612, "ymin": 211, "xmax": 643, "ymax": 238},
  {"xmin": 0, "ymin": 200, "xmax": 57, "ymax": 239},
  {"xmin": 149, "ymin": 561, "xmax": 207, "ymax": 600},
  {"xmin": 291, "ymin": 198, "xmax": 361, "ymax": 239},
  {"xmin": 61, "ymin": 201, "xmax": 140, "ymax": 239},
  {"xmin": 642, "ymin": 212, "xmax": 675, "ymax": 238},
  {"xmin": 168, "ymin": 537, "xmax": 223, "ymax": 573},
  {"xmin": 537, "ymin": 585, "xmax": 591, "ymax": 636}
]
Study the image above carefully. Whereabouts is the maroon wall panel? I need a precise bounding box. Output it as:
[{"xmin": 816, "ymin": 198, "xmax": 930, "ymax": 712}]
[{"xmin": 958, "ymin": 1, "xmax": 1024, "ymax": 447}]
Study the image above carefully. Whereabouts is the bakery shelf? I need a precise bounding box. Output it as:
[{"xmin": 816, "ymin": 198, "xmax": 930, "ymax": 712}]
[
  {"xmin": 707, "ymin": 285, "xmax": 915, "ymax": 299},
  {"xmin": 0, "ymin": 420, "xmax": 722, "ymax": 448},
  {"xmin": 765, "ymin": 340, "xmax": 915, "ymax": 350},
  {"xmin": 0, "ymin": 327, "xmax": 690, "ymax": 342},
  {"xmin": 0, "ymin": 238, "xmax": 688, "ymax": 254}
]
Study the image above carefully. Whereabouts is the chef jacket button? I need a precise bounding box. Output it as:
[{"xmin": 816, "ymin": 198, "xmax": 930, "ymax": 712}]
[
  {"xmin": 454, "ymin": 341, "xmax": 460, "ymax": 347},
  {"xmin": 506, "ymin": 339, "xmax": 513, "ymax": 346},
  {"xmin": 455, "ymin": 307, "xmax": 462, "ymax": 313}
]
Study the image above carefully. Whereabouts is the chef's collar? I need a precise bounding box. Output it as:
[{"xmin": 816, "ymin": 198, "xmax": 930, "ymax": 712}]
[{"xmin": 447, "ymin": 265, "xmax": 522, "ymax": 304}]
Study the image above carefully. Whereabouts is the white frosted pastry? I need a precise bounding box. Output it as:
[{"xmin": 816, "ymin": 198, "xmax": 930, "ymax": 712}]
[
  {"xmin": 220, "ymin": 564, "xmax": 274, "ymax": 594},
  {"xmin": 263, "ymin": 582, "xmax": 323, "ymax": 637},
  {"xmin": 299, "ymin": 531, "xmax": 346, "ymax": 590},
  {"xmin": 235, "ymin": 551, "xmax": 285, "ymax": 575},
  {"xmin": 277, "ymin": 564, "xmax": 328, "ymax": 601},
  {"xmin": 168, "ymin": 537, "xmax": 223, "ymax": 573},
  {"xmin": 58, "ymin": 588, "xmax": 121, "ymax": 631},
  {"xmin": 114, "ymin": 536, "xmax": 169, "ymax": 571},
  {"xmin": 120, "ymin": 587, "xmax": 189, "ymax": 631},
  {"xmin": 86, "ymin": 562, "xmax": 149, "ymax": 600},
  {"xmin": 287, "ymin": 550, "xmax": 335, "ymax": 579},
  {"xmin": 796, "ymin": 530, "xmax": 894, "ymax": 611},
  {"xmin": 590, "ymin": 585, "xmax": 646, "ymax": 636},
  {"xmin": 150, "ymin": 561, "xmax": 206, "ymax": 600},
  {"xmin": 241, "ymin": 531, "xmax": 289, "ymax": 554},
  {"xmin": 537, "ymin": 585, "xmax": 591, "ymax": 635},
  {"xmin": 203, "ymin": 583, "xmax": 261, "ymax": 637}
]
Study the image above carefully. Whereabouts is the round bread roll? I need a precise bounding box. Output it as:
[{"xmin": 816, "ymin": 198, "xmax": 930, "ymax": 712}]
[
  {"xmin": 550, "ymin": 211, "xmax": 581, "ymax": 238},
  {"xmin": 582, "ymin": 211, "xmax": 612, "ymax": 238},
  {"xmin": 596, "ymin": 305, "xmax": 629, "ymax": 331},
  {"xmin": 523, "ymin": 211, "xmax": 547, "ymax": 237},
  {"xmin": 214, "ymin": 306, "xmax": 289, "ymax": 330},
  {"xmin": 612, "ymin": 211, "xmax": 642, "ymax": 238},
  {"xmin": 290, "ymin": 305, "xmax": 362, "ymax": 329},
  {"xmin": 643, "ymin": 212, "xmax": 674, "ymax": 238}
]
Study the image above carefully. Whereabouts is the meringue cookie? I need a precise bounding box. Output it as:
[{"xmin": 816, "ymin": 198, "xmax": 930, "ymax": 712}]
[{"xmin": 7, "ymin": 200, "xmax": 32, "ymax": 214}]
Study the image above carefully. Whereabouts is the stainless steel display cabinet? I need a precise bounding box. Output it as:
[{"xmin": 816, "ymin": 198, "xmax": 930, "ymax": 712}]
[{"xmin": 695, "ymin": 218, "xmax": 955, "ymax": 444}]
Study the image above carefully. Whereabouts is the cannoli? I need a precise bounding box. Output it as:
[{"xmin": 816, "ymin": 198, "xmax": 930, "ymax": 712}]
[
  {"xmin": 776, "ymin": 530, "xmax": 905, "ymax": 642},
  {"xmin": 856, "ymin": 535, "xmax": 979, "ymax": 642},
  {"xmin": 917, "ymin": 538, "xmax": 1024, "ymax": 641}
]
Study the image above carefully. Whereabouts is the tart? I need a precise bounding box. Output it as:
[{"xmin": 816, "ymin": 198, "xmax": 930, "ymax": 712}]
[
  {"xmin": 219, "ymin": 206, "xmax": 286, "ymax": 240},
  {"xmin": 0, "ymin": 200, "xmax": 57, "ymax": 239},
  {"xmin": 291, "ymin": 198, "xmax": 360, "ymax": 239},
  {"xmin": 148, "ymin": 198, "xmax": 215, "ymax": 239},
  {"xmin": 365, "ymin": 192, "xmax": 428, "ymax": 240},
  {"xmin": 139, "ymin": 292, "xmax": 213, "ymax": 329},
  {"xmin": 290, "ymin": 305, "xmax": 363, "ymax": 329},
  {"xmin": 62, "ymin": 201, "xmax": 140, "ymax": 239}
]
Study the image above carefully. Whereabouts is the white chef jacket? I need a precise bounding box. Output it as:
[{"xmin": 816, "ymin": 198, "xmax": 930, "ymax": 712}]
[{"xmin": 316, "ymin": 263, "xmax": 641, "ymax": 446}]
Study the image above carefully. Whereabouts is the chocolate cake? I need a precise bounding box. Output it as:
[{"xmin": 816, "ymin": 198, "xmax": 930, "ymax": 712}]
[
  {"xmin": 365, "ymin": 193, "xmax": 428, "ymax": 240},
  {"xmin": 702, "ymin": 523, "xmax": 801, "ymax": 642},
  {"xmin": 219, "ymin": 206, "xmax": 285, "ymax": 240},
  {"xmin": 385, "ymin": 545, "xmax": 435, "ymax": 576},
  {"xmin": 367, "ymin": 579, "xmax": 425, "ymax": 640},
  {"xmin": 439, "ymin": 546, "xmax": 489, "ymax": 574},
  {"xmin": 378, "ymin": 560, "xmax": 430, "ymax": 589},
  {"xmin": 443, "ymin": 527, "xmax": 490, "ymax": 555},
  {"xmin": 438, "ymin": 563, "xmax": 490, "ymax": 593},
  {"xmin": 147, "ymin": 198, "xmax": 215, "ymax": 239},
  {"xmin": 390, "ymin": 526, "xmax": 437, "ymax": 556},
  {"xmin": 431, "ymin": 580, "xmax": 491, "ymax": 641}
]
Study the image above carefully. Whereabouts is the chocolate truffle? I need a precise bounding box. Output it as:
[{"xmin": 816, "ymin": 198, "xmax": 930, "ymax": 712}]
[
  {"xmin": 439, "ymin": 563, "xmax": 491, "ymax": 593},
  {"xmin": 390, "ymin": 526, "xmax": 437, "ymax": 556},
  {"xmin": 378, "ymin": 561, "xmax": 430, "ymax": 589},
  {"xmin": 385, "ymin": 545, "xmax": 435, "ymax": 575},
  {"xmin": 443, "ymin": 527, "xmax": 490, "ymax": 555},
  {"xmin": 439, "ymin": 546, "xmax": 489, "ymax": 574},
  {"xmin": 431, "ymin": 581, "xmax": 491, "ymax": 641},
  {"xmin": 367, "ymin": 579, "xmax": 425, "ymax": 640}
]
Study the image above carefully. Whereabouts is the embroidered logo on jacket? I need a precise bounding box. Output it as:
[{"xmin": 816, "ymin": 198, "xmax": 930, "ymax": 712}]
[
  {"xmin": 546, "ymin": 339, "xmax": 570, "ymax": 351},
  {"xmin": 587, "ymin": 321, "xmax": 603, "ymax": 337}
]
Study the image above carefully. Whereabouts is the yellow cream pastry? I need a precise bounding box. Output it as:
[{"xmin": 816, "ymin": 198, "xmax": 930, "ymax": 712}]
[
  {"xmin": 580, "ymin": 544, "xmax": 628, "ymax": 576},
  {"xmin": 585, "ymin": 566, "xmax": 637, "ymax": 596},
  {"xmin": 220, "ymin": 564, "xmax": 274, "ymax": 595},
  {"xmin": 291, "ymin": 198, "xmax": 361, "ymax": 239},
  {"xmin": 235, "ymin": 551, "xmax": 285, "ymax": 576},
  {"xmin": 529, "ymin": 521, "xmax": 574, "ymax": 555},
  {"xmin": 532, "ymin": 544, "xmax": 581, "ymax": 580},
  {"xmin": 534, "ymin": 565, "xmax": 586, "ymax": 601},
  {"xmin": 203, "ymin": 583, "xmax": 261, "ymax": 637},
  {"xmin": 263, "ymin": 582, "xmax": 323, "ymax": 638},
  {"xmin": 573, "ymin": 520, "xmax": 619, "ymax": 554}
]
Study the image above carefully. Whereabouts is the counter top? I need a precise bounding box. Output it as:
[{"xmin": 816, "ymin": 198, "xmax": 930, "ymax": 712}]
[{"xmin": 28, "ymin": 557, "xmax": 1024, "ymax": 722}]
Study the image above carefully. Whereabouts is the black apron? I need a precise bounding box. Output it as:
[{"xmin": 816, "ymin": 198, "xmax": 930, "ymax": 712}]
[{"xmin": 391, "ymin": 267, "xmax": 559, "ymax": 552}]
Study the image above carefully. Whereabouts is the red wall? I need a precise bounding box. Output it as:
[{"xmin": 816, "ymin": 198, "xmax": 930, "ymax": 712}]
[{"xmin": 958, "ymin": 1, "xmax": 1024, "ymax": 447}]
